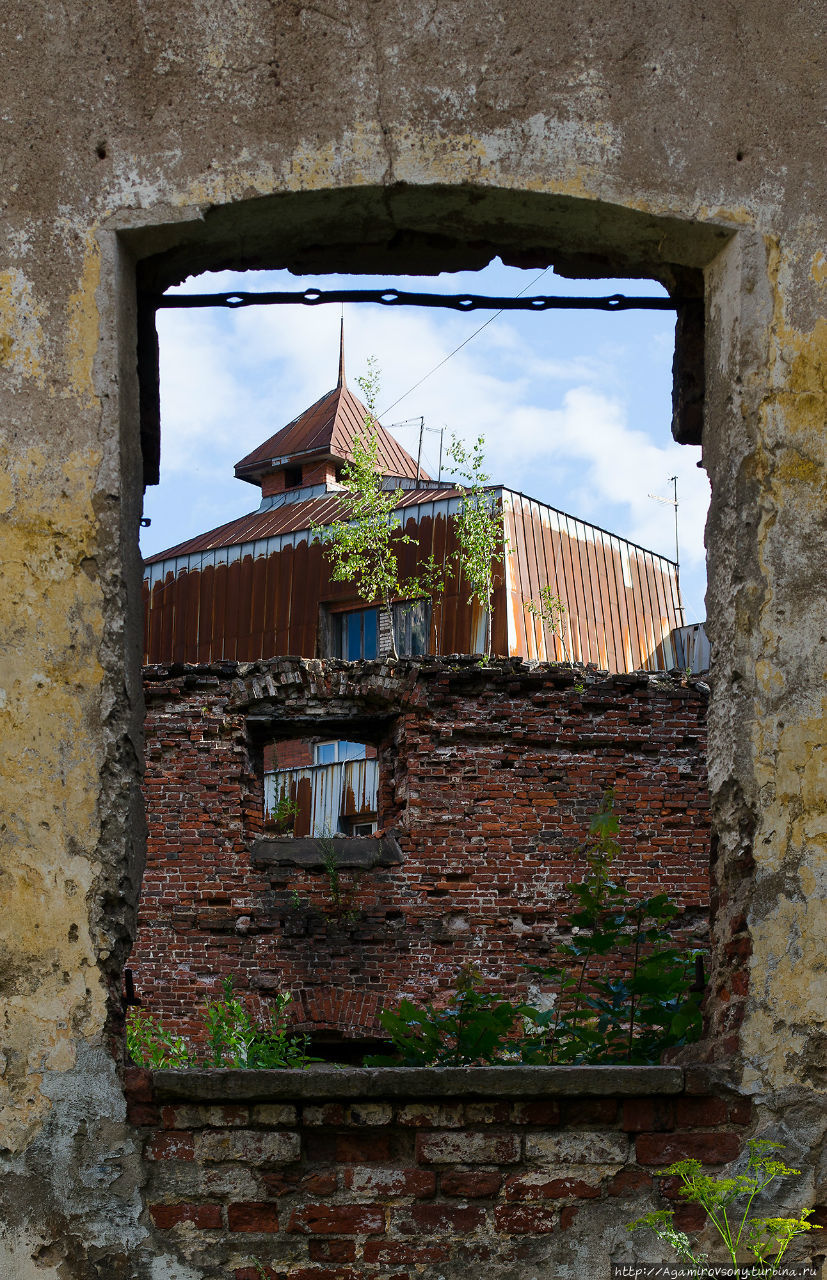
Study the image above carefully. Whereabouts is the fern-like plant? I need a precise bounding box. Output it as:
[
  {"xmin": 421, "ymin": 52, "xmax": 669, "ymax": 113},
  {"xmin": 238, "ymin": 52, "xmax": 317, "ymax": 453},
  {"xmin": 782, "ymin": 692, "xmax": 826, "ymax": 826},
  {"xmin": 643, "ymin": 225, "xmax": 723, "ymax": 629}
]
[{"xmin": 628, "ymin": 1139, "xmax": 821, "ymax": 1277}]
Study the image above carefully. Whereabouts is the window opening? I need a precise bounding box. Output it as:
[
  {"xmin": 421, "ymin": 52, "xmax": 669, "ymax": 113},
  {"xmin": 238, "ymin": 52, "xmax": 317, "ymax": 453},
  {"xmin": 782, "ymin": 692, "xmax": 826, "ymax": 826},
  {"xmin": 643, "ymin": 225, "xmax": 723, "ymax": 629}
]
[
  {"xmin": 142, "ymin": 259, "xmax": 711, "ymax": 673},
  {"xmin": 393, "ymin": 598, "xmax": 431, "ymax": 657},
  {"xmin": 328, "ymin": 607, "xmax": 379, "ymax": 661},
  {"xmin": 129, "ymin": 216, "xmax": 721, "ymax": 1079},
  {"xmin": 264, "ymin": 736, "xmax": 378, "ymax": 837}
]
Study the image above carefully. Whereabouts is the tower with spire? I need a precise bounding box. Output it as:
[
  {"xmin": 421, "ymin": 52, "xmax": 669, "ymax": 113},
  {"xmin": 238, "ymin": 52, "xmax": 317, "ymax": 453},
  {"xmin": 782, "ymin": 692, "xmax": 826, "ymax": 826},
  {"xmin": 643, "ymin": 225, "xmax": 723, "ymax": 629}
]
[{"xmin": 233, "ymin": 322, "xmax": 426, "ymax": 500}]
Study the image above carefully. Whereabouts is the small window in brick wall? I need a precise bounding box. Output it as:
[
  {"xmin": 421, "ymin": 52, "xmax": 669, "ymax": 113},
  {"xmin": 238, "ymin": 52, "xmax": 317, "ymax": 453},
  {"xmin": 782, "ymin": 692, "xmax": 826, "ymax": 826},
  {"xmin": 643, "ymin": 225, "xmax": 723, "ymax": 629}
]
[{"xmin": 263, "ymin": 736, "xmax": 378, "ymax": 837}]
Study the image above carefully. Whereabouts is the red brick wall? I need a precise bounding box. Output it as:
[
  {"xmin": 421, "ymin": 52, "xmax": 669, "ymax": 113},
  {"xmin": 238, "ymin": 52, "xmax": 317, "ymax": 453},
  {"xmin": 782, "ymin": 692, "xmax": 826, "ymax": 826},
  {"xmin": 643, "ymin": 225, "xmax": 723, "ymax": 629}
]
[
  {"xmin": 302, "ymin": 461, "xmax": 337, "ymax": 488},
  {"xmin": 127, "ymin": 1068, "xmax": 748, "ymax": 1277},
  {"xmin": 269, "ymin": 739, "xmax": 313, "ymax": 770},
  {"xmin": 261, "ymin": 470, "xmax": 286, "ymax": 496},
  {"xmin": 131, "ymin": 660, "xmax": 709, "ymax": 1041}
]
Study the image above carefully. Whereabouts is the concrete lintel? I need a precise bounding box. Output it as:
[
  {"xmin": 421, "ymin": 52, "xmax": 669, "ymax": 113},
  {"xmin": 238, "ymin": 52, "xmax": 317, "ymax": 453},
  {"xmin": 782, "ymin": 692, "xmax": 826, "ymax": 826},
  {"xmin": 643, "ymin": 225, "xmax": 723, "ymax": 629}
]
[
  {"xmin": 251, "ymin": 833, "xmax": 404, "ymax": 868},
  {"xmin": 152, "ymin": 1064, "xmax": 685, "ymax": 1102}
]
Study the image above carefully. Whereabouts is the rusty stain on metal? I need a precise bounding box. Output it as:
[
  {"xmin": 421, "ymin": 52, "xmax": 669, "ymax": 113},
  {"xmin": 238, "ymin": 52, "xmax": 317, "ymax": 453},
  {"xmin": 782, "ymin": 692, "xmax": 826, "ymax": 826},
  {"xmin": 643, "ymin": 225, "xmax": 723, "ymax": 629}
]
[{"xmin": 144, "ymin": 489, "xmax": 681, "ymax": 672}]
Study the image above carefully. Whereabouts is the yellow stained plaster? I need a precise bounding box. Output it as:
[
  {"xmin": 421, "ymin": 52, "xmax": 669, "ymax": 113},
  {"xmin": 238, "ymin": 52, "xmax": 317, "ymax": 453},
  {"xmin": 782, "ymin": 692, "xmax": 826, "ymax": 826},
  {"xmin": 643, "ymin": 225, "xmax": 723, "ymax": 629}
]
[
  {"xmin": 170, "ymin": 121, "xmax": 767, "ymax": 238},
  {"xmin": 179, "ymin": 121, "xmax": 386, "ymax": 207},
  {"xmin": 741, "ymin": 241, "xmax": 827, "ymax": 1091},
  {"xmin": 0, "ymin": 443, "xmax": 109, "ymax": 1152},
  {"xmin": 393, "ymin": 123, "xmax": 619, "ymax": 201},
  {"xmin": 179, "ymin": 119, "xmax": 627, "ymax": 210},
  {"xmin": 743, "ymin": 895, "xmax": 827, "ymax": 1087},
  {"xmin": 811, "ymin": 250, "xmax": 827, "ymax": 286},
  {"xmin": 0, "ymin": 269, "xmax": 47, "ymax": 388},
  {"xmin": 694, "ymin": 202, "xmax": 755, "ymax": 227},
  {"xmin": 65, "ymin": 234, "xmax": 102, "ymax": 406}
]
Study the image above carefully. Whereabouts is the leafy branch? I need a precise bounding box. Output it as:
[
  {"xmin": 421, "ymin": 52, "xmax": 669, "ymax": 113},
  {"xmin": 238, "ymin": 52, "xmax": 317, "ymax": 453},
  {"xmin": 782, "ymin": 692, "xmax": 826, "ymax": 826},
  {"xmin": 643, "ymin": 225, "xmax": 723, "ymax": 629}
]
[
  {"xmin": 524, "ymin": 585, "xmax": 570, "ymax": 661},
  {"xmin": 313, "ymin": 360, "xmax": 442, "ymax": 658},
  {"xmin": 522, "ymin": 790, "xmax": 705, "ymax": 1065},
  {"xmin": 447, "ymin": 434, "xmax": 506, "ymax": 659}
]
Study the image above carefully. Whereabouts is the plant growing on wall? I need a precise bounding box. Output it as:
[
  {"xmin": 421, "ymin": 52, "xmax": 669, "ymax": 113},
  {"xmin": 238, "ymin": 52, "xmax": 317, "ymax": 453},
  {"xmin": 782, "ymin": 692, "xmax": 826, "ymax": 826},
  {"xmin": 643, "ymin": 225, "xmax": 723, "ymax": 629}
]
[
  {"xmin": 628, "ymin": 1140, "xmax": 821, "ymax": 1277},
  {"xmin": 126, "ymin": 1009, "xmax": 193, "ymax": 1069},
  {"xmin": 524, "ymin": 585, "xmax": 570, "ymax": 661},
  {"xmin": 265, "ymin": 789, "xmax": 298, "ymax": 834},
  {"xmin": 365, "ymin": 965, "xmax": 525, "ymax": 1066},
  {"xmin": 313, "ymin": 359, "xmax": 442, "ymax": 659},
  {"xmin": 447, "ymin": 434, "xmax": 506, "ymax": 658},
  {"xmin": 126, "ymin": 978, "xmax": 316, "ymax": 1069},
  {"xmin": 367, "ymin": 795, "xmax": 704, "ymax": 1067},
  {"xmin": 523, "ymin": 790, "xmax": 705, "ymax": 1065},
  {"xmin": 316, "ymin": 830, "xmax": 361, "ymax": 925}
]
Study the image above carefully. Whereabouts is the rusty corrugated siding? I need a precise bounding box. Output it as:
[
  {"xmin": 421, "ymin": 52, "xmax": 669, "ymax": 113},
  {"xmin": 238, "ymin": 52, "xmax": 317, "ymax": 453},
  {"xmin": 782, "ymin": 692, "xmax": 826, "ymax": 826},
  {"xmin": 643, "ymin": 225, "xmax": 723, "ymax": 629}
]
[
  {"xmin": 143, "ymin": 488, "xmax": 684, "ymax": 671},
  {"xmin": 502, "ymin": 492, "xmax": 683, "ymax": 671}
]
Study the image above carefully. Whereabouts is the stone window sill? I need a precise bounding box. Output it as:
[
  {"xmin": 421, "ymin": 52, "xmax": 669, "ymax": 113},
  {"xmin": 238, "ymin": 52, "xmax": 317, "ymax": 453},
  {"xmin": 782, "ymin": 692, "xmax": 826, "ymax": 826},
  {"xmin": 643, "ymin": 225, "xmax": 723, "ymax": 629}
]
[
  {"xmin": 151, "ymin": 1064, "xmax": 685, "ymax": 1102},
  {"xmin": 251, "ymin": 832, "xmax": 403, "ymax": 869}
]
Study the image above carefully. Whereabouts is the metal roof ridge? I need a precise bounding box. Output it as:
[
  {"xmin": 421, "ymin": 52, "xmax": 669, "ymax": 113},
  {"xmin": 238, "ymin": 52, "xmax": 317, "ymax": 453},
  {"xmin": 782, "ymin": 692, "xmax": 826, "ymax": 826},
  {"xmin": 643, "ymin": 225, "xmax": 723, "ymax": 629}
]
[{"xmin": 500, "ymin": 487, "xmax": 679, "ymax": 566}]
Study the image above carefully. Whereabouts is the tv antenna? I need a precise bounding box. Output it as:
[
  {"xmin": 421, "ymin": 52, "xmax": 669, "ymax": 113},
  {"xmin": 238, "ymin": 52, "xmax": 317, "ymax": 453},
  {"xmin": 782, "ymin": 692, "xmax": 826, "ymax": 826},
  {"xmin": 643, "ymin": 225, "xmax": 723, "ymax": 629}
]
[{"xmin": 648, "ymin": 476, "xmax": 680, "ymax": 568}]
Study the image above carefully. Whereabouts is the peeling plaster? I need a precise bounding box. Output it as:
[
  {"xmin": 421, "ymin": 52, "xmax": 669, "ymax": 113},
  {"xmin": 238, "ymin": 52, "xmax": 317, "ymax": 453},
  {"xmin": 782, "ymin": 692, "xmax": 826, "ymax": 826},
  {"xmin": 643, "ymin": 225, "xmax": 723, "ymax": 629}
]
[
  {"xmin": 735, "ymin": 237, "xmax": 827, "ymax": 1093},
  {"xmin": 65, "ymin": 234, "xmax": 102, "ymax": 406},
  {"xmin": 0, "ymin": 444, "xmax": 108, "ymax": 1151},
  {"xmin": 0, "ymin": 269, "xmax": 47, "ymax": 389}
]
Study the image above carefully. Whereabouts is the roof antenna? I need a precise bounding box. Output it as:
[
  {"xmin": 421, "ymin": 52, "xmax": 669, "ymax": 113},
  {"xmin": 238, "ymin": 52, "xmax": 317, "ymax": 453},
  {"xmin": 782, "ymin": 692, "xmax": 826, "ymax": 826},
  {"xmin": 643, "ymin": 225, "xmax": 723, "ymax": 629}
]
[{"xmin": 337, "ymin": 313, "xmax": 346, "ymax": 388}]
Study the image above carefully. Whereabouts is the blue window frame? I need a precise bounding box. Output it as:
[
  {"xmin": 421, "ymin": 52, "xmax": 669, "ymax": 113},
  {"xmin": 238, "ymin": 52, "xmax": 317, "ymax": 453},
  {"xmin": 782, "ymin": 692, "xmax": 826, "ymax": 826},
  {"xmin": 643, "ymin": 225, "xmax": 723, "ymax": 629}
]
[
  {"xmin": 332, "ymin": 607, "xmax": 378, "ymax": 660},
  {"xmin": 313, "ymin": 740, "xmax": 367, "ymax": 765}
]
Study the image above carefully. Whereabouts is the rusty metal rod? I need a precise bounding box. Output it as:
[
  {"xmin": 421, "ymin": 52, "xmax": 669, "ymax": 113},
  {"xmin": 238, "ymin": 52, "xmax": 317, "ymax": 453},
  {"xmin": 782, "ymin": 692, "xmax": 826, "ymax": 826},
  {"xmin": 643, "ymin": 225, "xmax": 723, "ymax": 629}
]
[{"xmin": 154, "ymin": 287, "xmax": 679, "ymax": 313}]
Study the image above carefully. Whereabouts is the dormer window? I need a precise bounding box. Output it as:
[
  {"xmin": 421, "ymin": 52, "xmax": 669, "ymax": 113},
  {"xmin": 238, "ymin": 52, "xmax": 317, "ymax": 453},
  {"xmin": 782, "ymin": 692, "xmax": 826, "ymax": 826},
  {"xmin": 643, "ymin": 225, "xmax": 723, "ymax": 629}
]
[{"xmin": 284, "ymin": 465, "xmax": 302, "ymax": 488}]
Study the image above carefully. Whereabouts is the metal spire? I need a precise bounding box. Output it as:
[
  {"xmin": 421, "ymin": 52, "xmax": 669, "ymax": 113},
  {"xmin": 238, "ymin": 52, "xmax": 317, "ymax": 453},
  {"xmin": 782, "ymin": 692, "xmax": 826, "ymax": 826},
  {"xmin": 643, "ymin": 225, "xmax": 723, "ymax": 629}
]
[{"xmin": 337, "ymin": 316, "xmax": 346, "ymax": 388}]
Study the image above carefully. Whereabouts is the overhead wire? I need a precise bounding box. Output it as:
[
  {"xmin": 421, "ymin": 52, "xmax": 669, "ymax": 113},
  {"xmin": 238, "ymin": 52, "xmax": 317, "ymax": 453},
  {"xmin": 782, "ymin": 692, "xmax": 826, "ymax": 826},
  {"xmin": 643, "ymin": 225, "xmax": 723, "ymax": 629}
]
[{"xmin": 377, "ymin": 267, "xmax": 551, "ymax": 419}]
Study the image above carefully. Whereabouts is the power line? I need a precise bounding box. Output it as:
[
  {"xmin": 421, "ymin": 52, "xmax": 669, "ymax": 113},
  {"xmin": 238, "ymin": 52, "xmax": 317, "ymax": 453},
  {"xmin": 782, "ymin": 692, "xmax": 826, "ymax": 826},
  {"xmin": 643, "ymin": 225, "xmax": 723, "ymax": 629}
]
[{"xmin": 377, "ymin": 268, "xmax": 552, "ymax": 419}]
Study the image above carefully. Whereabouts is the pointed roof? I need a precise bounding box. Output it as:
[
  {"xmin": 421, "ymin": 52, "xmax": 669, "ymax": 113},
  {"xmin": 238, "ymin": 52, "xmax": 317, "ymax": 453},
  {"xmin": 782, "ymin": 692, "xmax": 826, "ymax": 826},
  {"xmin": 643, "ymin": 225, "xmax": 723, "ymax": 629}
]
[{"xmin": 234, "ymin": 325, "xmax": 428, "ymax": 486}]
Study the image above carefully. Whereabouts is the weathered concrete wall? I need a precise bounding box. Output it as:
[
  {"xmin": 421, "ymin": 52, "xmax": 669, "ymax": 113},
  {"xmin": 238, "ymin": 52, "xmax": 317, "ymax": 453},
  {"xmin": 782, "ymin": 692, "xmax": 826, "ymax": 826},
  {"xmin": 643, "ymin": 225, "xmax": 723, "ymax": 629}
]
[
  {"xmin": 1, "ymin": 2, "xmax": 824, "ymax": 1275},
  {"xmin": 131, "ymin": 657, "xmax": 709, "ymax": 1045}
]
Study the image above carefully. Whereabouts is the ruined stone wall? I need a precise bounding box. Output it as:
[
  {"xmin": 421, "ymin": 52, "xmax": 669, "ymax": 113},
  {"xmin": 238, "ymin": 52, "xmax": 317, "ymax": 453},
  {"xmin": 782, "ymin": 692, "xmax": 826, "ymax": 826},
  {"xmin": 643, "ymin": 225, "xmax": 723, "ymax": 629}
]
[
  {"xmin": 125, "ymin": 1064, "xmax": 753, "ymax": 1279},
  {"xmin": 1, "ymin": 1, "xmax": 824, "ymax": 1274},
  {"xmin": 130, "ymin": 657, "xmax": 709, "ymax": 1045}
]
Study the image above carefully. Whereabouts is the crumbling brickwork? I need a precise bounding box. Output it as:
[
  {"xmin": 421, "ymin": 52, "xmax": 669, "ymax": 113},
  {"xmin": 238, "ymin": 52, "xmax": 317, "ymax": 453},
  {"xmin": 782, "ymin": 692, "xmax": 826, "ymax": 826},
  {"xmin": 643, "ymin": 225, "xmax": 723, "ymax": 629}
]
[
  {"xmin": 132, "ymin": 658, "xmax": 709, "ymax": 1043},
  {"xmin": 125, "ymin": 1065, "xmax": 750, "ymax": 1278}
]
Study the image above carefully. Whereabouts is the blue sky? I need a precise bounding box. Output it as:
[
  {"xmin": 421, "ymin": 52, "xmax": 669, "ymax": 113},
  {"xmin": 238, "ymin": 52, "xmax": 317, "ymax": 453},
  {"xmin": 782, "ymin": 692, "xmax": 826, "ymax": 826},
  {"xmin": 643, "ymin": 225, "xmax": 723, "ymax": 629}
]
[{"xmin": 142, "ymin": 259, "xmax": 709, "ymax": 624}]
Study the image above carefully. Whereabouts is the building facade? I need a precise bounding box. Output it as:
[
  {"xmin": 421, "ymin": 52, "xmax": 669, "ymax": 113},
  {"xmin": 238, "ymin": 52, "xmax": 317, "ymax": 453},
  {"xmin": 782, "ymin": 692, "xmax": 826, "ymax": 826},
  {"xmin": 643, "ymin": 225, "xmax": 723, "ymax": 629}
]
[
  {"xmin": 143, "ymin": 339, "xmax": 685, "ymax": 674},
  {"xmin": 132, "ymin": 657, "xmax": 710, "ymax": 1055}
]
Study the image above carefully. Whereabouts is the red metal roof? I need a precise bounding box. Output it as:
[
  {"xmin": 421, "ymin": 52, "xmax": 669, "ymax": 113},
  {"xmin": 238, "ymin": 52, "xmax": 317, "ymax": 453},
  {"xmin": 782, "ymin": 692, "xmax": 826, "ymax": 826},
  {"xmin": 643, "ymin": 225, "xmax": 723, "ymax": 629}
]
[
  {"xmin": 144, "ymin": 486, "xmax": 464, "ymax": 564},
  {"xmin": 234, "ymin": 381, "xmax": 427, "ymax": 485}
]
